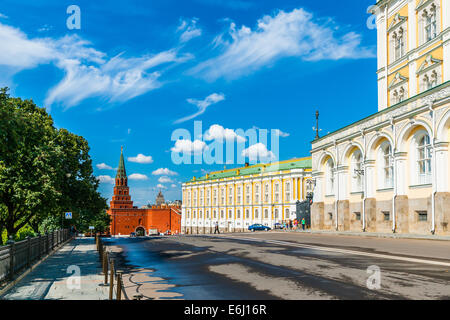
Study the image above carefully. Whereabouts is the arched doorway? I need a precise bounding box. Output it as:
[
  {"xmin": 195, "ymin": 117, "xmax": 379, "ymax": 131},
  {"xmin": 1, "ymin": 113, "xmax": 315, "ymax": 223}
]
[{"xmin": 135, "ymin": 226, "xmax": 146, "ymax": 236}]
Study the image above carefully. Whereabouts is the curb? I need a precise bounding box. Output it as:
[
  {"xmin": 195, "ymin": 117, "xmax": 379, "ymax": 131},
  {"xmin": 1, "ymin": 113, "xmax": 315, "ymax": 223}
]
[
  {"xmin": 286, "ymin": 230, "xmax": 450, "ymax": 241},
  {"xmin": 0, "ymin": 237, "xmax": 74, "ymax": 298}
]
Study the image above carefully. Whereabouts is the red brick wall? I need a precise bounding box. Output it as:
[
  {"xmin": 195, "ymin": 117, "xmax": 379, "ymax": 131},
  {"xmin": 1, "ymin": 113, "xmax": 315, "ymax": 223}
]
[{"xmin": 108, "ymin": 207, "xmax": 181, "ymax": 235}]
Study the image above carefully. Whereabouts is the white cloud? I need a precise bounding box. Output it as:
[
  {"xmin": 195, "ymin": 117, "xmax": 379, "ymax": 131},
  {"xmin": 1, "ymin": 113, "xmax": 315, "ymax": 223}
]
[
  {"xmin": 177, "ymin": 18, "xmax": 202, "ymax": 43},
  {"xmin": 174, "ymin": 93, "xmax": 225, "ymax": 124},
  {"xmin": 0, "ymin": 13, "xmax": 8, "ymax": 19},
  {"xmin": 127, "ymin": 128, "xmax": 131, "ymax": 135},
  {"xmin": 152, "ymin": 168, "xmax": 178, "ymax": 176},
  {"xmin": 241, "ymin": 143, "xmax": 276, "ymax": 162},
  {"xmin": 157, "ymin": 184, "xmax": 168, "ymax": 190},
  {"xmin": 128, "ymin": 173, "xmax": 149, "ymax": 180},
  {"xmin": 171, "ymin": 139, "xmax": 208, "ymax": 154},
  {"xmin": 190, "ymin": 8, "xmax": 375, "ymax": 80},
  {"xmin": 170, "ymin": 184, "xmax": 177, "ymax": 188},
  {"xmin": 97, "ymin": 175, "xmax": 115, "ymax": 184},
  {"xmin": 96, "ymin": 163, "xmax": 113, "ymax": 170},
  {"xmin": 158, "ymin": 176, "xmax": 174, "ymax": 183},
  {"xmin": 128, "ymin": 154, "xmax": 154, "ymax": 164},
  {"xmin": 0, "ymin": 23, "xmax": 54, "ymax": 71},
  {"xmin": 273, "ymin": 129, "xmax": 290, "ymax": 137},
  {"xmin": 204, "ymin": 124, "xmax": 246, "ymax": 142},
  {"xmin": 0, "ymin": 21, "xmax": 193, "ymax": 109}
]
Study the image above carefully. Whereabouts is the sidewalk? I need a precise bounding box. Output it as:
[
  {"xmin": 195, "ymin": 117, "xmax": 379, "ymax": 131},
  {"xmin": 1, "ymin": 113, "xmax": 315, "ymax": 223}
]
[
  {"xmin": 284, "ymin": 229, "xmax": 450, "ymax": 241},
  {"xmin": 0, "ymin": 237, "xmax": 109, "ymax": 300}
]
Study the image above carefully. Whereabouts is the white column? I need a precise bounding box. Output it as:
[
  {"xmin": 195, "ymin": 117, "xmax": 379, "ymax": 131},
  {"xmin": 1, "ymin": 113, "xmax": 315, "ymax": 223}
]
[
  {"xmin": 394, "ymin": 152, "xmax": 408, "ymax": 195},
  {"xmin": 337, "ymin": 167, "xmax": 348, "ymax": 200},
  {"xmin": 435, "ymin": 143, "xmax": 449, "ymax": 192},
  {"xmin": 365, "ymin": 161, "xmax": 376, "ymax": 198},
  {"xmin": 313, "ymin": 173, "xmax": 324, "ymax": 202}
]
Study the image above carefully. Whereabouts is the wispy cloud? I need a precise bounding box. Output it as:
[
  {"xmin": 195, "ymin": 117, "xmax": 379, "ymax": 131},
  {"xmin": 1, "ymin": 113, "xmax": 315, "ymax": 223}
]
[
  {"xmin": 152, "ymin": 168, "xmax": 178, "ymax": 176},
  {"xmin": 0, "ymin": 13, "xmax": 8, "ymax": 19},
  {"xmin": 273, "ymin": 129, "xmax": 289, "ymax": 137},
  {"xmin": 190, "ymin": 8, "xmax": 375, "ymax": 81},
  {"xmin": 97, "ymin": 175, "xmax": 115, "ymax": 184},
  {"xmin": 174, "ymin": 93, "xmax": 225, "ymax": 124},
  {"xmin": 129, "ymin": 173, "xmax": 148, "ymax": 180},
  {"xmin": 0, "ymin": 21, "xmax": 193, "ymax": 109},
  {"xmin": 96, "ymin": 163, "xmax": 113, "ymax": 170},
  {"xmin": 177, "ymin": 18, "xmax": 202, "ymax": 43},
  {"xmin": 128, "ymin": 154, "xmax": 154, "ymax": 164},
  {"xmin": 158, "ymin": 176, "xmax": 174, "ymax": 183}
]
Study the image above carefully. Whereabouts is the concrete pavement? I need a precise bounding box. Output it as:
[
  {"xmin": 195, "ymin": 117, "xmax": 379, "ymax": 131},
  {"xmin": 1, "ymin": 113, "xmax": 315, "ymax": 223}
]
[
  {"xmin": 0, "ymin": 237, "xmax": 109, "ymax": 300},
  {"xmin": 103, "ymin": 233, "xmax": 450, "ymax": 300}
]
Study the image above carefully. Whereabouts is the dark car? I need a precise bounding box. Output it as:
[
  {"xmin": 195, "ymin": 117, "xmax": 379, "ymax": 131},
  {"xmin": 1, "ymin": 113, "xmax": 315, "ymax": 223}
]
[
  {"xmin": 274, "ymin": 223, "xmax": 285, "ymax": 229},
  {"xmin": 130, "ymin": 232, "xmax": 136, "ymax": 237},
  {"xmin": 248, "ymin": 224, "xmax": 271, "ymax": 232}
]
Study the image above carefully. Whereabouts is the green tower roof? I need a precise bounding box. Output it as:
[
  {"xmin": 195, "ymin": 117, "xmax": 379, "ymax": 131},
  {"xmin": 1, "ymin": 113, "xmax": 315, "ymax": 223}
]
[{"xmin": 116, "ymin": 146, "xmax": 127, "ymax": 179}]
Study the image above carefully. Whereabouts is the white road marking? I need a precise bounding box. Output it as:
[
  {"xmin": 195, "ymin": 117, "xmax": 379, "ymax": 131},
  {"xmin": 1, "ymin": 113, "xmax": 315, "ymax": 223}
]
[{"xmin": 198, "ymin": 234, "xmax": 450, "ymax": 267}]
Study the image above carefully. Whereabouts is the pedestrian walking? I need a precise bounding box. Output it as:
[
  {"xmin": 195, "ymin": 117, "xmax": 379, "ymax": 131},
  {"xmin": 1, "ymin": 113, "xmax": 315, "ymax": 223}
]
[
  {"xmin": 214, "ymin": 221, "xmax": 220, "ymax": 234},
  {"xmin": 301, "ymin": 218, "xmax": 306, "ymax": 230}
]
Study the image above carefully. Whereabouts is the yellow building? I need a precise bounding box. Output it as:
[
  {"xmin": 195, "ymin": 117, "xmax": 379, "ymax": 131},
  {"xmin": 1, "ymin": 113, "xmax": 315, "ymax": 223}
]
[
  {"xmin": 311, "ymin": 0, "xmax": 450, "ymax": 235},
  {"xmin": 181, "ymin": 158, "xmax": 312, "ymax": 234}
]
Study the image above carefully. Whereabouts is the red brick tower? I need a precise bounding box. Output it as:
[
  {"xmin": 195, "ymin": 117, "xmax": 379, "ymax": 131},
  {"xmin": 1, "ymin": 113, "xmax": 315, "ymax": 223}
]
[{"xmin": 110, "ymin": 146, "xmax": 134, "ymax": 209}]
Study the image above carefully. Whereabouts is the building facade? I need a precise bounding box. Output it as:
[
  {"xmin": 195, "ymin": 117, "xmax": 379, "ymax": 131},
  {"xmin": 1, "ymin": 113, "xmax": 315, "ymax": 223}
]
[
  {"xmin": 107, "ymin": 148, "xmax": 181, "ymax": 236},
  {"xmin": 310, "ymin": 0, "xmax": 450, "ymax": 235},
  {"xmin": 181, "ymin": 158, "xmax": 312, "ymax": 234}
]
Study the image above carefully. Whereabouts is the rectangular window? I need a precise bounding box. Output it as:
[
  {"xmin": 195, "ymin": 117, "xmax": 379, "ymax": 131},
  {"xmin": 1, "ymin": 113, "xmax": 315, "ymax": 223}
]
[
  {"xmin": 417, "ymin": 211, "xmax": 428, "ymax": 222},
  {"xmin": 354, "ymin": 212, "xmax": 361, "ymax": 221},
  {"xmin": 382, "ymin": 211, "xmax": 390, "ymax": 221}
]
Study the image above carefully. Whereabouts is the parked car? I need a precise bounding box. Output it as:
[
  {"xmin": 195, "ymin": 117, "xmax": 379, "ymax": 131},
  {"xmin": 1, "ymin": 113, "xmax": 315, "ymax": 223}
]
[
  {"xmin": 248, "ymin": 224, "xmax": 271, "ymax": 232},
  {"xmin": 130, "ymin": 232, "xmax": 136, "ymax": 237},
  {"xmin": 274, "ymin": 223, "xmax": 285, "ymax": 229}
]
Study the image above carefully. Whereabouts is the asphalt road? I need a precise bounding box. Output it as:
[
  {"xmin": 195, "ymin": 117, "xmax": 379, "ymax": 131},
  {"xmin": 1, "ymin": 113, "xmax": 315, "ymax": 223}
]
[{"xmin": 105, "ymin": 232, "xmax": 450, "ymax": 300}]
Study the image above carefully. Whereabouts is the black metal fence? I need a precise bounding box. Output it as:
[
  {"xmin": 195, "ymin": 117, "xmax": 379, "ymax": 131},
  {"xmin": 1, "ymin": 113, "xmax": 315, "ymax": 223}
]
[{"xmin": 0, "ymin": 229, "xmax": 71, "ymax": 284}]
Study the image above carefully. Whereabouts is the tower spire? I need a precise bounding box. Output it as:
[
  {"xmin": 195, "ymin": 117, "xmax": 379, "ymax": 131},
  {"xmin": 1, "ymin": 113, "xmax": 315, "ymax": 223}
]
[{"xmin": 116, "ymin": 146, "xmax": 127, "ymax": 179}]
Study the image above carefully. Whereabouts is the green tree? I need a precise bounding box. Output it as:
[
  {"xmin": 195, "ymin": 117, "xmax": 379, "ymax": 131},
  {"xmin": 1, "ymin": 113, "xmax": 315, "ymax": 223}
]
[{"xmin": 0, "ymin": 88, "xmax": 107, "ymax": 243}]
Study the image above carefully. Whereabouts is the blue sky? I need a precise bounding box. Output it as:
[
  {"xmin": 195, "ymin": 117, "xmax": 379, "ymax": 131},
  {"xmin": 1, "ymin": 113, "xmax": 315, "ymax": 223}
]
[{"xmin": 0, "ymin": 0, "xmax": 379, "ymax": 206}]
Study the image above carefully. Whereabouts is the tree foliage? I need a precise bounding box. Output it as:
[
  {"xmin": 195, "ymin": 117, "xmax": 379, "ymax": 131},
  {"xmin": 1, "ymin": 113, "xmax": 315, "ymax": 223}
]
[{"xmin": 0, "ymin": 88, "xmax": 107, "ymax": 243}]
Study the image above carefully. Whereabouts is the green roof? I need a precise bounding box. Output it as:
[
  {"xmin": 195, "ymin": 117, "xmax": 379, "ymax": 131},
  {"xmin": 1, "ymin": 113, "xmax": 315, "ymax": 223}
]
[{"xmin": 187, "ymin": 157, "xmax": 312, "ymax": 183}]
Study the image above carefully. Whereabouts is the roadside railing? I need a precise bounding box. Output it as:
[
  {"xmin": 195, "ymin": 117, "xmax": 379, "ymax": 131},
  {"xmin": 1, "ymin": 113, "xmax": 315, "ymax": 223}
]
[
  {"xmin": 0, "ymin": 229, "xmax": 71, "ymax": 285},
  {"xmin": 96, "ymin": 235, "xmax": 127, "ymax": 300}
]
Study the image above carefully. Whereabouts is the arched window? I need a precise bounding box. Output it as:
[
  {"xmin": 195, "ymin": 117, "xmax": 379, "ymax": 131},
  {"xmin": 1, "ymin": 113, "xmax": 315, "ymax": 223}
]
[
  {"xmin": 206, "ymin": 210, "xmax": 209, "ymax": 219},
  {"xmin": 351, "ymin": 150, "xmax": 363, "ymax": 192},
  {"xmin": 264, "ymin": 209, "xmax": 269, "ymax": 219},
  {"xmin": 425, "ymin": 6, "xmax": 437, "ymax": 42},
  {"xmin": 199, "ymin": 211, "xmax": 202, "ymax": 219},
  {"xmin": 228, "ymin": 210, "xmax": 233, "ymax": 219},
  {"xmin": 417, "ymin": 133, "xmax": 432, "ymax": 185},
  {"xmin": 325, "ymin": 158, "xmax": 335, "ymax": 195},
  {"xmin": 220, "ymin": 210, "xmax": 224, "ymax": 219},
  {"xmin": 285, "ymin": 208, "xmax": 289, "ymax": 219},
  {"xmin": 245, "ymin": 209, "xmax": 249, "ymax": 219},
  {"xmin": 255, "ymin": 209, "xmax": 259, "ymax": 219},
  {"xmin": 274, "ymin": 208, "xmax": 279, "ymax": 220},
  {"xmin": 237, "ymin": 210, "xmax": 240, "ymax": 219},
  {"xmin": 378, "ymin": 141, "xmax": 393, "ymax": 189}
]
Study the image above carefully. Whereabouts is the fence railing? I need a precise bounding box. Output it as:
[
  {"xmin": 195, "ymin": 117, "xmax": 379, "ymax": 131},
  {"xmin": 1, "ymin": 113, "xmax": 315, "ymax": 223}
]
[
  {"xmin": 0, "ymin": 229, "xmax": 71, "ymax": 284},
  {"xmin": 96, "ymin": 235, "xmax": 127, "ymax": 300}
]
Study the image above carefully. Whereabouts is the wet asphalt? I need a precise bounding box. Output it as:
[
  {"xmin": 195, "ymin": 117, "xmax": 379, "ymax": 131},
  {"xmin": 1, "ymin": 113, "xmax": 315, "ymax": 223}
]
[{"xmin": 102, "ymin": 233, "xmax": 450, "ymax": 300}]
